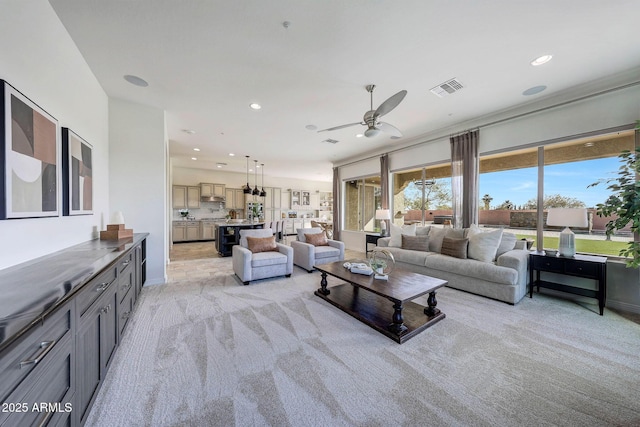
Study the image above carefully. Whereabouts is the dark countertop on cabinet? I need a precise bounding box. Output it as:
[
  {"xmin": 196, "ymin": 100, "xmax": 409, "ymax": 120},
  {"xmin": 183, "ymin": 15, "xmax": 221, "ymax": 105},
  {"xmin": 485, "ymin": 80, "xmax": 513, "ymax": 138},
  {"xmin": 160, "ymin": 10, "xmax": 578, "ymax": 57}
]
[{"xmin": 0, "ymin": 233, "xmax": 149, "ymax": 352}]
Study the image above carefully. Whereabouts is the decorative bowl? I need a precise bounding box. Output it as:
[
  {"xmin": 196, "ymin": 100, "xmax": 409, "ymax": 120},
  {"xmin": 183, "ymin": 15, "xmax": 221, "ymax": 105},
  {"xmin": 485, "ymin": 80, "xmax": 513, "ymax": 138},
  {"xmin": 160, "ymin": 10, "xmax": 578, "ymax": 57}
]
[{"xmin": 544, "ymin": 249, "xmax": 558, "ymax": 256}]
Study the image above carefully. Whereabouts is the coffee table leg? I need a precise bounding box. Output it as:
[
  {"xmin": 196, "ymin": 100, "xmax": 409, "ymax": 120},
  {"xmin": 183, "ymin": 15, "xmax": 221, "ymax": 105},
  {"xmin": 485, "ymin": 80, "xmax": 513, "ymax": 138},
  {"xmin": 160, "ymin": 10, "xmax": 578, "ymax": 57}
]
[
  {"xmin": 424, "ymin": 291, "xmax": 441, "ymax": 317},
  {"xmin": 389, "ymin": 301, "xmax": 408, "ymax": 334},
  {"xmin": 317, "ymin": 271, "xmax": 330, "ymax": 295}
]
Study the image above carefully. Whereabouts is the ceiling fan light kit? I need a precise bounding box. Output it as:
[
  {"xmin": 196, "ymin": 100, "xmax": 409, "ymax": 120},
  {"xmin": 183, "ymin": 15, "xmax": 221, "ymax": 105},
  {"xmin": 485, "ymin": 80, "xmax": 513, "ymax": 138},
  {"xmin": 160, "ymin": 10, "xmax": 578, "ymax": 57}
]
[{"xmin": 317, "ymin": 84, "xmax": 407, "ymax": 138}]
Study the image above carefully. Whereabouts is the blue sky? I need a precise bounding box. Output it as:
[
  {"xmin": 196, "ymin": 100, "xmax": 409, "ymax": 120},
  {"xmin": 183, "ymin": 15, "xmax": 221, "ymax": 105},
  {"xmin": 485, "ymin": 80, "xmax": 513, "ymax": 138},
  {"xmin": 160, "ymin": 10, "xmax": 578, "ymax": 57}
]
[{"xmin": 479, "ymin": 157, "xmax": 620, "ymax": 208}]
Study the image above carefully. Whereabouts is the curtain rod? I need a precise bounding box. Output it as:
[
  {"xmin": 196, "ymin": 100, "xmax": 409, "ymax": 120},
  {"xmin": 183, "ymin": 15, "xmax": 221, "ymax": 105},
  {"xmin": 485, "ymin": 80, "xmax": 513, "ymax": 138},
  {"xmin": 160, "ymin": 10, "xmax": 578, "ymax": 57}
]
[{"xmin": 337, "ymin": 79, "xmax": 640, "ymax": 169}]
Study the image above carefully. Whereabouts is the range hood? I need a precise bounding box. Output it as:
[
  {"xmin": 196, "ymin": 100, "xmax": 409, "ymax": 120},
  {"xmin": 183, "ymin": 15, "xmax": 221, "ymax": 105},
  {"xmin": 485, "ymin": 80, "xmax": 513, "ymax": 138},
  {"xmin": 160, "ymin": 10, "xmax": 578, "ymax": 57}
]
[{"xmin": 200, "ymin": 195, "xmax": 226, "ymax": 202}]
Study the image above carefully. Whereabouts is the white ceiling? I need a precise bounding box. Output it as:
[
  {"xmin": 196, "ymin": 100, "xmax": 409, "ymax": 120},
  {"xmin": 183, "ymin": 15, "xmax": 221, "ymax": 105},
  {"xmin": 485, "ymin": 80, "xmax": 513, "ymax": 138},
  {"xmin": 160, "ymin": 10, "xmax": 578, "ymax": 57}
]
[{"xmin": 48, "ymin": 0, "xmax": 640, "ymax": 183}]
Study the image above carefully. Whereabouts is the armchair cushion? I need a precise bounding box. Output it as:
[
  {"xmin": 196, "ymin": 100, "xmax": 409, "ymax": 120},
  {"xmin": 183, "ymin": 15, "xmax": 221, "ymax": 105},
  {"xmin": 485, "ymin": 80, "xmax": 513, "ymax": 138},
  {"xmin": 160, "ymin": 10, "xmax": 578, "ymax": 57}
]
[
  {"xmin": 297, "ymin": 227, "xmax": 323, "ymax": 242},
  {"xmin": 246, "ymin": 235, "xmax": 278, "ymax": 253},
  {"xmin": 305, "ymin": 232, "xmax": 328, "ymax": 246},
  {"xmin": 239, "ymin": 228, "xmax": 274, "ymax": 248}
]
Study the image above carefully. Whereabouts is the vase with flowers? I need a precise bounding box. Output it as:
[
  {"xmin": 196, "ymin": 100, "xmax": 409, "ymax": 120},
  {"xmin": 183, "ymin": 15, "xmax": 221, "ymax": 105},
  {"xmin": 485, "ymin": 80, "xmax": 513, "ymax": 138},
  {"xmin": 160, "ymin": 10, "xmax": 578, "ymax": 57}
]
[{"xmin": 179, "ymin": 209, "xmax": 189, "ymax": 219}]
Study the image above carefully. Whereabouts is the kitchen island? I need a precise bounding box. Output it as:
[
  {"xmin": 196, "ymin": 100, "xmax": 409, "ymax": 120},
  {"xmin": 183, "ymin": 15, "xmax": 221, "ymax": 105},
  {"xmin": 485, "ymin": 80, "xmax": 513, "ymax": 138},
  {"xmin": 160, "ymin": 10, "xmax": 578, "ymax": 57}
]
[{"xmin": 215, "ymin": 222, "xmax": 265, "ymax": 256}]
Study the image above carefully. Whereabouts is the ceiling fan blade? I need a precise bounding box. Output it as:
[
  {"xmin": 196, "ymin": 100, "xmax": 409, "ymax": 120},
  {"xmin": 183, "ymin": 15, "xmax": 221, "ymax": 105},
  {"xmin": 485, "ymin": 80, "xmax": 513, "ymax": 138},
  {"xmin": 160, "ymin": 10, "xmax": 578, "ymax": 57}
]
[
  {"xmin": 317, "ymin": 122, "xmax": 362, "ymax": 132},
  {"xmin": 377, "ymin": 121, "xmax": 403, "ymax": 138},
  {"xmin": 373, "ymin": 90, "xmax": 407, "ymax": 118}
]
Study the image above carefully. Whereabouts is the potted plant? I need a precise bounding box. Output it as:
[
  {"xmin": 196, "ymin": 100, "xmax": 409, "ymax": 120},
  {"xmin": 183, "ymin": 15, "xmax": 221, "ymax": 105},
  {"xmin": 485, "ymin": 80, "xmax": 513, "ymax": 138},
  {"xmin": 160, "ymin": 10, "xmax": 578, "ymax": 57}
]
[
  {"xmin": 179, "ymin": 209, "xmax": 189, "ymax": 219},
  {"xmin": 588, "ymin": 120, "xmax": 640, "ymax": 268}
]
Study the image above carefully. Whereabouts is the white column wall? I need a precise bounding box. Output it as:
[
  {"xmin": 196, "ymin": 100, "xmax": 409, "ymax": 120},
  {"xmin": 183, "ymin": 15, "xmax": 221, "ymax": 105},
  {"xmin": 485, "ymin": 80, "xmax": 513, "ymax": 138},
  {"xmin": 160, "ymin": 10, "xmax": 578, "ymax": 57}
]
[{"xmin": 109, "ymin": 98, "xmax": 167, "ymax": 285}]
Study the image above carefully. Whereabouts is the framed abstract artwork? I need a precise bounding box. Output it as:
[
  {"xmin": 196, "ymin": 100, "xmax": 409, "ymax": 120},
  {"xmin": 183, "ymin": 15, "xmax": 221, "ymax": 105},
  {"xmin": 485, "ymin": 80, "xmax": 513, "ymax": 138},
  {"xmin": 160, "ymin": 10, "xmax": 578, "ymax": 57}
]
[
  {"xmin": 62, "ymin": 128, "xmax": 93, "ymax": 216},
  {"xmin": 1, "ymin": 80, "xmax": 60, "ymax": 219}
]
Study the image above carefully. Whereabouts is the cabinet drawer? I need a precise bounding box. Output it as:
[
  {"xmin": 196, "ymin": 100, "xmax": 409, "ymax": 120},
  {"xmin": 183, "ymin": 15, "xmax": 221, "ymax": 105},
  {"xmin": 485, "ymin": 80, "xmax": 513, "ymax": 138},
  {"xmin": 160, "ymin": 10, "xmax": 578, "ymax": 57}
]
[
  {"xmin": 0, "ymin": 302, "xmax": 72, "ymax": 404},
  {"xmin": 76, "ymin": 267, "xmax": 117, "ymax": 317},
  {"xmin": 531, "ymin": 256, "xmax": 564, "ymax": 273},
  {"xmin": 116, "ymin": 251, "xmax": 134, "ymax": 275},
  {"xmin": 118, "ymin": 263, "xmax": 134, "ymax": 304},
  {"xmin": 118, "ymin": 287, "xmax": 135, "ymax": 337},
  {"xmin": 565, "ymin": 260, "xmax": 599, "ymax": 278},
  {"xmin": 0, "ymin": 332, "xmax": 73, "ymax": 427}
]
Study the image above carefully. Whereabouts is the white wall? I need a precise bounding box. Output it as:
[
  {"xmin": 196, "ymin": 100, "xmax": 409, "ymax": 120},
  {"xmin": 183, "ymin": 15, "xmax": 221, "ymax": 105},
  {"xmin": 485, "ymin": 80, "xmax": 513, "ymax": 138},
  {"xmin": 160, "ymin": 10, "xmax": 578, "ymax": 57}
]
[
  {"xmin": 0, "ymin": 1, "xmax": 109, "ymax": 270},
  {"xmin": 109, "ymin": 98, "xmax": 167, "ymax": 285}
]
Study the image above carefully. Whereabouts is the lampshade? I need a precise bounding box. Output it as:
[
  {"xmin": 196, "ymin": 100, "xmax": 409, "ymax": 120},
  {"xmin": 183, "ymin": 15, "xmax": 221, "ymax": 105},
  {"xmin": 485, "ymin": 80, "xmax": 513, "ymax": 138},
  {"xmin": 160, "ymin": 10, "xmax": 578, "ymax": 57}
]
[
  {"xmin": 243, "ymin": 155, "xmax": 252, "ymax": 194},
  {"xmin": 546, "ymin": 208, "xmax": 588, "ymax": 228},
  {"xmin": 252, "ymin": 160, "xmax": 260, "ymax": 195},
  {"xmin": 375, "ymin": 209, "xmax": 391, "ymax": 220},
  {"xmin": 546, "ymin": 208, "xmax": 587, "ymax": 257},
  {"xmin": 111, "ymin": 211, "xmax": 125, "ymax": 224},
  {"xmin": 364, "ymin": 127, "xmax": 380, "ymax": 138}
]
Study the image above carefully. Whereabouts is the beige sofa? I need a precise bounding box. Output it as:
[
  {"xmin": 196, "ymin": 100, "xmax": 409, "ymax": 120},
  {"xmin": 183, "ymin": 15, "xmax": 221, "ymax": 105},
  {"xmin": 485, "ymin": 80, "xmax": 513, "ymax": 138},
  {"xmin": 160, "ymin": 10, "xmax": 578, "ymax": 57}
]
[{"xmin": 376, "ymin": 225, "xmax": 530, "ymax": 304}]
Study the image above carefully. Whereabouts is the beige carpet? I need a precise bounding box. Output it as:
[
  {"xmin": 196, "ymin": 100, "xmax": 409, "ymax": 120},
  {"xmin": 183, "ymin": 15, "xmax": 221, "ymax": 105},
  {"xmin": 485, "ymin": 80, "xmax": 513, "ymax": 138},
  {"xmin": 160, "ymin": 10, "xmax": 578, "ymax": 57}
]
[{"xmin": 86, "ymin": 257, "xmax": 640, "ymax": 426}]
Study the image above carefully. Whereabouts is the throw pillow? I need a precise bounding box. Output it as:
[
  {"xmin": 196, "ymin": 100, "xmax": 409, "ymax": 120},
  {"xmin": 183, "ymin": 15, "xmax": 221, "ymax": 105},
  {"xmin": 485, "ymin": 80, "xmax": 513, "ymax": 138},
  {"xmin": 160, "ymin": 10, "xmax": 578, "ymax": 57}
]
[
  {"xmin": 428, "ymin": 227, "xmax": 462, "ymax": 253},
  {"xmin": 246, "ymin": 236, "xmax": 278, "ymax": 253},
  {"xmin": 389, "ymin": 223, "xmax": 417, "ymax": 247},
  {"xmin": 467, "ymin": 226, "xmax": 503, "ymax": 262},
  {"xmin": 495, "ymin": 232, "xmax": 517, "ymax": 258},
  {"xmin": 401, "ymin": 234, "xmax": 429, "ymax": 251},
  {"xmin": 440, "ymin": 237, "xmax": 468, "ymax": 259},
  {"xmin": 305, "ymin": 232, "xmax": 328, "ymax": 246},
  {"xmin": 415, "ymin": 226, "xmax": 431, "ymax": 236}
]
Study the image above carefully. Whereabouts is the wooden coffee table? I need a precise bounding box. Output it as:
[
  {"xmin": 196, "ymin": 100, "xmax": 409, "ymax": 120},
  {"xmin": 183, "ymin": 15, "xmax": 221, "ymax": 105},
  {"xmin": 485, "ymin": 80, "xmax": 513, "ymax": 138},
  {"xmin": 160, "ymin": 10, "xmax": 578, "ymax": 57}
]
[{"xmin": 314, "ymin": 261, "xmax": 447, "ymax": 344}]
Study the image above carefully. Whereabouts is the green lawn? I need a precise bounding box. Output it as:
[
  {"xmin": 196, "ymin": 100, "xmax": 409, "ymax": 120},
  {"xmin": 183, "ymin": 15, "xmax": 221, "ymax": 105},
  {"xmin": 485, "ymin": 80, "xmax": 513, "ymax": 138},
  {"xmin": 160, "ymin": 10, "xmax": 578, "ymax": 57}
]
[{"xmin": 515, "ymin": 234, "xmax": 628, "ymax": 257}]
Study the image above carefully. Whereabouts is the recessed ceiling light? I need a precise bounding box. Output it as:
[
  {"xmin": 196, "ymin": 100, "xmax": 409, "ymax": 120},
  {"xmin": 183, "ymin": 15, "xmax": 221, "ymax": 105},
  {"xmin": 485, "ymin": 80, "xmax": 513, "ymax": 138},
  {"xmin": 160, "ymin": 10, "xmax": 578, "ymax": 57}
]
[
  {"xmin": 305, "ymin": 124, "xmax": 317, "ymax": 131},
  {"xmin": 193, "ymin": 148, "xmax": 200, "ymax": 151},
  {"xmin": 182, "ymin": 129, "xmax": 196, "ymax": 134},
  {"xmin": 250, "ymin": 103, "xmax": 262, "ymax": 110},
  {"xmin": 584, "ymin": 142, "xmax": 595, "ymax": 147},
  {"xmin": 531, "ymin": 55, "xmax": 553, "ymax": 66},
  {"xmin": 390, "ymin": 136, "xmax": 401, "ymax": 140},
  {"xmin": 356, "ymin": 134, "xmax": 363, "ymax": 138},
  {"xmin": 123, "ymin": 74, "xmax": 148, "ymax": 87},
  {"xmin": 191, "ymin": 157, "xmax": 197, "ymax": 160},
  {"xmin": 522, "ymin": 85, "xmax": 547, "ymax": 96},
  {"xmin": 229, "ymin": 153, "xmax": 235, "ymax": 156}
]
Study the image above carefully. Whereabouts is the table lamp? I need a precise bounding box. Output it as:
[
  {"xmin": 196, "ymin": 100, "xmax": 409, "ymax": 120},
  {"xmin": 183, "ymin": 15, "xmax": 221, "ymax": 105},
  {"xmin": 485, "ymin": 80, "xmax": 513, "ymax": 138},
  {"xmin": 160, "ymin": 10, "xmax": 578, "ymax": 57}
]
[
  {"xmin": 376, "ymin": 209, "xmax": 391, "ymax": 236},
  {"xmin": 546, "ymin": 208, "xmax": 588, "ymax": 257}
]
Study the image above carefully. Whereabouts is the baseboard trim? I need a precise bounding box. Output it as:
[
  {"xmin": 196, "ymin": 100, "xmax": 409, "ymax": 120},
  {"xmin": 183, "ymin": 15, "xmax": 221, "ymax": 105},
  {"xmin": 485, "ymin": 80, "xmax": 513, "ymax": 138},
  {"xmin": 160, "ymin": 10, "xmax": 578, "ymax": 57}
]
[{"xmin": 606, "ymin": 299, "xmax": 640, "ymax": 314}]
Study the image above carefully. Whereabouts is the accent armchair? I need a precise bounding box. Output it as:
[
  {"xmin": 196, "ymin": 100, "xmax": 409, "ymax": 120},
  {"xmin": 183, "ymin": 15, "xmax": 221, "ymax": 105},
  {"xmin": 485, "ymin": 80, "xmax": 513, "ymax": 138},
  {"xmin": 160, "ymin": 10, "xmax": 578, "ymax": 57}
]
[
  {"xmin": 232, "ymin": 228, "xmax": 293, "ymax": 285},
  {"xmin": 291, "ymin": 227, "xmax": 345, "ymax": 273}
]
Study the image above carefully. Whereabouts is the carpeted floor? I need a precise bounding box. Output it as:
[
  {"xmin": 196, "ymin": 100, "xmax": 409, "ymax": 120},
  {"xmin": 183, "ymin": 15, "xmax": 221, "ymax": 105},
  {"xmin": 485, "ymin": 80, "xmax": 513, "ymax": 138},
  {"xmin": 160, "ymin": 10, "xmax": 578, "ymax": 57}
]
[{"xmin": 86, "ymin": 256, "xmax": 640, "ymax": 426}]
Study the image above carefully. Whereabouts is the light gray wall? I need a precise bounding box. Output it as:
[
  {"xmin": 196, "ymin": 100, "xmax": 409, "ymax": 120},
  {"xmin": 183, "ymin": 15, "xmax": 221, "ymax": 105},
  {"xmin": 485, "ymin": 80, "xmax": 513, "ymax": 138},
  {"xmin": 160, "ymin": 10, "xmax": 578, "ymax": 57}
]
[{"xmin": 0, "ymin": 1, "xmax": 109, "ymax": 270}]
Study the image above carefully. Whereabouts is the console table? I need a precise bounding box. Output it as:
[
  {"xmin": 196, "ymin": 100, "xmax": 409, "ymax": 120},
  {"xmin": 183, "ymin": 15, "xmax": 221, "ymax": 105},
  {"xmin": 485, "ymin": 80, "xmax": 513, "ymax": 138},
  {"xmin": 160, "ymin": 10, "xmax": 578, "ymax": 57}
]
[{"xmin": 529, "ymin": 252, "xmax": 607, "ymax": 315}]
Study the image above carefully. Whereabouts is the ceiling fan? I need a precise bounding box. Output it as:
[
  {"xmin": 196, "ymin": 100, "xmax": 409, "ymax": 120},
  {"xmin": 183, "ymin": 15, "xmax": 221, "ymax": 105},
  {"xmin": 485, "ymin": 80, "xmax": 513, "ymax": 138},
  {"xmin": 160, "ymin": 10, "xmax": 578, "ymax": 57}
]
[{"xmin": 318, "ymin": 85, "xmax": 407, "ymax": 138}]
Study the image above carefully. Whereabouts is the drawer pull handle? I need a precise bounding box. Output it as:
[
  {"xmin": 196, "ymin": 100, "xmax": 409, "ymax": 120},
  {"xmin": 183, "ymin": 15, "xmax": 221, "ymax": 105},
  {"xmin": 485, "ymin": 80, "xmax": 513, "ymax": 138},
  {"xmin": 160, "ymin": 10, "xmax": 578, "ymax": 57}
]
[
  {"xmin": 20, "ymin": 340, "xmax": 56, "ymax": 368},
  {"xmin": 122, "ymin": 311, "xmax": 131, "ymax": 319},
  {"xmin": 37, "ymin": 409, "xmax": 55, "ymax": 427},
  {"xmin": 100, "ymin": 304, "xmax": 112, "ymax": 314},
  {"xmin": 121, "ymin": 283, "xmax": 132, "ymax": 291},
  {"xmin": 96, "ymin": 282, "xmax": 109, "ymax": 292},
  {"xmin": 122, "ymin": 260, "xmax": 130, "ymax": 266}
]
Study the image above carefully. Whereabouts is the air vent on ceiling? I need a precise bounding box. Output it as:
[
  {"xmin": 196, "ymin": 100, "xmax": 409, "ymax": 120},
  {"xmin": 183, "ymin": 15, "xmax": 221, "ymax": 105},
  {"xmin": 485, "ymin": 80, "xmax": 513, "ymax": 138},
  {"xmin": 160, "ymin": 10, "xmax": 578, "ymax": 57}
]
[
  {"xmin": 321, "ymin": 138, "xmax": 339, "ymax": 144},
  {"xmin": 430, "ymin": 78, "xmax": 464, "ymax": 98}
]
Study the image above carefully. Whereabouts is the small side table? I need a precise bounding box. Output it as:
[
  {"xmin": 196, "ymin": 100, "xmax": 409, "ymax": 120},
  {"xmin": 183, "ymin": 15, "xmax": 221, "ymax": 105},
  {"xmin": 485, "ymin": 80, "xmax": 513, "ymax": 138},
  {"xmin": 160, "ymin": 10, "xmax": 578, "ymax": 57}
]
[
  {"xmin": 365, "ymin": 233, "xmax": 382, "ymax": 253},
  {"xmin": 529, "ymin": 251, "xmax": 607, "ymax": 315}
]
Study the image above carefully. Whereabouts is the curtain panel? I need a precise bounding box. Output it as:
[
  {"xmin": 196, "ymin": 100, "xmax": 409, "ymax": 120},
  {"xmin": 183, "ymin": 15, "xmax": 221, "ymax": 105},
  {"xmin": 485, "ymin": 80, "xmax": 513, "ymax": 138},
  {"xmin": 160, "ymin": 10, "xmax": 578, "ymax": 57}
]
[
  {"xmin": 450, "ymin": 130, "xmax": 479, "ymax": 228},
  {"xmin": 332, "ymin": 166, "xmax": 340, "ymax": 241}
]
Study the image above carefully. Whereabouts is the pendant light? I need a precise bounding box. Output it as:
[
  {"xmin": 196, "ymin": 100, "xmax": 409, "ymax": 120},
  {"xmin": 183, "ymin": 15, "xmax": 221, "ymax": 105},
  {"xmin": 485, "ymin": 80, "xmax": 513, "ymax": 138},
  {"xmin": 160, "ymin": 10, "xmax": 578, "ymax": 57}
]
[
  {"xmin": 259, "ymin": 163, "xmax": 267, "ymax": 197},
  {"xmin": 252, "ymin": 160, "xmax": 260, "ymax": 195},
  {"xmin": 243, "ymin": 156, "xmax": 252, "ymax": 194}
]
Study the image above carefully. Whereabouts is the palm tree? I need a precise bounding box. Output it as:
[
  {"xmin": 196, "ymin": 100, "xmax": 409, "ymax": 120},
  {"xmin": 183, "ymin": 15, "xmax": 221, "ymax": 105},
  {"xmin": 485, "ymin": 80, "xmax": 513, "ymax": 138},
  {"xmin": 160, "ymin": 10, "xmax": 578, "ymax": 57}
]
[{"xmin": 481, "ymin": 194, "xmax": 493, "ymax": 210}]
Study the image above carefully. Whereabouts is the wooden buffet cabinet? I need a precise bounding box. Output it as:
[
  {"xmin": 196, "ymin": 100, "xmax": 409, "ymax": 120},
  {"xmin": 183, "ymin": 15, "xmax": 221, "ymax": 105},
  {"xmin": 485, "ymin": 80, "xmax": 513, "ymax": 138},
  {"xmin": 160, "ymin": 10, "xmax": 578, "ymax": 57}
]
[{"xmin": 0, "ymin": 234, "xmax": 148, "ymax": 426}]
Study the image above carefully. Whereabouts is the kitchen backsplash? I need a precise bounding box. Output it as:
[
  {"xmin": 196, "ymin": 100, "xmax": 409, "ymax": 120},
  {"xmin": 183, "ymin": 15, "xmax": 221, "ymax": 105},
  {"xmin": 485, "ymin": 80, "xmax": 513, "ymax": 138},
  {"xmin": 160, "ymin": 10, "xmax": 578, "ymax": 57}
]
[{"xmin": 174, "ymin": 201, "xmax": 243, "ymax": 220}]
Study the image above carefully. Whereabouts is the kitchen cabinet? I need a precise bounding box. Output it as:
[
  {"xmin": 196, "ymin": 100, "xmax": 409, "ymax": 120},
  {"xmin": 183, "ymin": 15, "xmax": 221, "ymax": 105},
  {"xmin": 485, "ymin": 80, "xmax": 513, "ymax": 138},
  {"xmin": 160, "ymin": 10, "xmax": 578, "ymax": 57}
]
[
  {"xmin": 225, "ymin": 188, "xmax": 246, "ymax": 210},
  {"xmin": 201, "ymin": 221, "xmax": 216, "ymax": 240},
  {"xmin": 173, "ymin": 185, "xmax": 200, "ymax": 209},
  {"xmin": 264, "ymin": 187, "xmax": 282, "ymax": 209},
  {"xmin": 201, "ymin": 183, "xmax": 225, "ymax": 198},
  {"xmin": 173, "ymin": 221, "xmax": 199, "ymax": 242},
  {"xmin": 291, "ymin": 189, "xmax": 311, "ymax": 209}
]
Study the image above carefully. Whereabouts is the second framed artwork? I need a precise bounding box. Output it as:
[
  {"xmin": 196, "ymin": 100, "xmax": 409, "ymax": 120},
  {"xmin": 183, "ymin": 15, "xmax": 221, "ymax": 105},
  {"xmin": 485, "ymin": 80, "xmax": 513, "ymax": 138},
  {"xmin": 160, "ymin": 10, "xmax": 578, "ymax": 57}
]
[{"xmin": 62, "ymin": 128, "xmax": 93, "ymax": 216}]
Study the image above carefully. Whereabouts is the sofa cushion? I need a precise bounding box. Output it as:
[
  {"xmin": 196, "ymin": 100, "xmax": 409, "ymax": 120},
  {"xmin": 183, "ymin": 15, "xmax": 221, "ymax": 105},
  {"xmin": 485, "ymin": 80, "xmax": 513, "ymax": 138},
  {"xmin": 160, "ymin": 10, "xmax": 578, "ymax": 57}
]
[
  {"xmin": 240, "ymin": 228, "xmax": 276, "ymax": 248},
  {"xmin": 251, "ymin": 251, "xmax": 288, "ymax": 267},
  {"xmin": 416, "ymin": 226, "xmax": 431, "ymax": 236},
  {"xmin": 389, "ymin": 223, "xmax": 416, "ymax": 247},
  {"xmin": 246, "ymin": 236, "xmax": 278, "ymax": 253},
  {"xmin": 305, "ymin": 232, "xmax": 328, "ymax": 246},
  {"xmin": 467, "ymin": 226, "xmax": 503, "ymax": 263},
  {"xmin": 381, "ymin": 246, "xmax": 431, "ymax": 267},
  {"xmin": 401, "ymin": 235, "xmax": 429, "ymax": 251},
  {"xmin": 425, "ymin": 254, "xmax": 518, "ymax": 286},
  {"xmin": 441, "ymin": 237, "xmax": 468, "ymax": 259},
  {"xmin": 314, "ymin": 245, "xmax": 341, "ymax": 260},
  {"xmin": 429, "ymin": 227, "xmax": 464, "ymax": 253},
  {"xmin": 297, "ymin": 227, "xmax": 322, "ymax": 242},
  {"xmin": 496, "ymin": 232, "xmax": 517, "ymax": 258}
]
